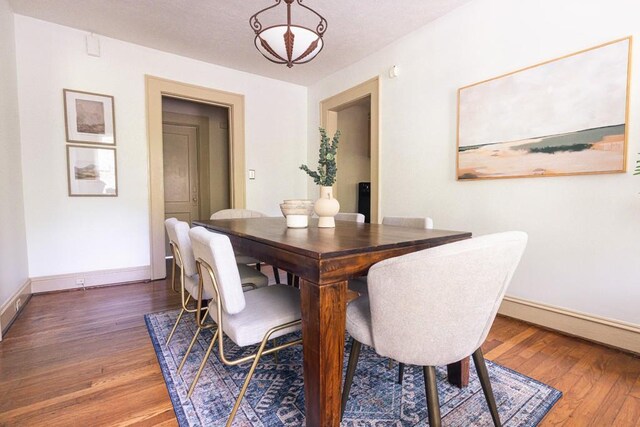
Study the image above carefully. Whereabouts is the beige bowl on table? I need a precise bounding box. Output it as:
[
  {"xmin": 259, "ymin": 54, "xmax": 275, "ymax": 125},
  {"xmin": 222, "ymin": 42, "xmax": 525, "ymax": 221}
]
[{"xmin": 280, "ymin": 200, "xmax": 314, "ymax": 228}]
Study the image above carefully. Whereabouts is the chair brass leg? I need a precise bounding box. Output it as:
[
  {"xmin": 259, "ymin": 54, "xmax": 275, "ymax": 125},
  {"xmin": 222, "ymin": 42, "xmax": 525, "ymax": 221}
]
[
  {"xmin": 341, "ymin": 338, "xmax": 362, "ymax": 420},
  {"xmin": 165, "ymin": 308, "xmax": 186, "ymax": 345},
  {"xmin": 398, "ymin": 362, "xmax": 405, "ymax": 385},
  {"xmin": 226, "ymin": 332, "xmax": 273, "ymax": 427},
  {"xmin": 170, "ymin": 257, "xmax": 178, "ymax": 292},
  {"xmin": 272, "ymin": 266, "xmax": 281, "ymax": 284},
  {"xmin": 473, "ymin": 348, "xmax": 502, "ymax": 427},
  {"xmin": 187, "ymin": 329, "xmax": 219, "ymax": 398},
  {"xmin": 177, "ymin": 326, "xmax": 203, "ymax": 374},
  {"xmin": 423, "ymin": 366, "xmax": 442, "ymax": 427}
]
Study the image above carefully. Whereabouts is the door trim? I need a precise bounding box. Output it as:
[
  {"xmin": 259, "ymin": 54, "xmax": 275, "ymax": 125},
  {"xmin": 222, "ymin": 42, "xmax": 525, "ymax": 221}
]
[
  {"xmin": 146, "ymin": 75, "xmax": 246, "ymax": 280},
  {"xmin": 320, "ymin": 77, "xmax": 380, "ymax": 223}
]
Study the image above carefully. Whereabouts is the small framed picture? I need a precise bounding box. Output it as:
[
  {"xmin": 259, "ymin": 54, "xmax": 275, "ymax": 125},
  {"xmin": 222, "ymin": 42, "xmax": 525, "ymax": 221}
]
[
  {"xmin": 66, "ymin": 145, "xmax": 118, "ymax": 196},
  {"xmin": 64, "ymin": 89, "xmax": 115, "ymax": 145}
]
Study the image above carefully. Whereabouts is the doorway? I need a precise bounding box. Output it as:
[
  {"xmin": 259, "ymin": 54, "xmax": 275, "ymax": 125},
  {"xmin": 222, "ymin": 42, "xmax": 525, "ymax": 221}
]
[
  {"xmin": 161, "ymin": 97, "xmax": 231, "ymax": 256},
  {"xmin": 146, "ymin": 76, "xmax": 246, "ymax": 280},
  {"xmin": 320, "ymin": 77, "xmax": 380, "ymax": 223},
  {"xmin": 335, "ymin": 96, "xmax": 371, "ymax": 221}
]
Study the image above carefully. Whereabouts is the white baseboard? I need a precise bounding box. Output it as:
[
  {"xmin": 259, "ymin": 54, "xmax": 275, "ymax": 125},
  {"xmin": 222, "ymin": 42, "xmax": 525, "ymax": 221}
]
[
  {"xmin": 499, "ymin": 295, "xmax": 640, "ymax": 354},
  {"xmin": 0, "ymin": 279, "xmax": 32, "ymax": 341},
  {"xmin": 30, "ymin": 265, "xmax": 151, "ymax": 294}
]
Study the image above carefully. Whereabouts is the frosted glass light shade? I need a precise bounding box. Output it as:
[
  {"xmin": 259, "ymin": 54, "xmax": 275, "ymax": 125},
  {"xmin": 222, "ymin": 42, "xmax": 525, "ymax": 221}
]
[
  {"xmin": 255, "ymin": 25, "xmax": 324, "ymax": 67},
  {"xmin": 250, "ymin": 0, "xmax": 327, "ymax": 68}
]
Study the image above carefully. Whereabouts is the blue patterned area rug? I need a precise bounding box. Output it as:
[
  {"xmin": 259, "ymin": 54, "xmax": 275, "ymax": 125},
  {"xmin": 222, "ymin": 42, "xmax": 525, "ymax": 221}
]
[{"xmin": 145, "ymin": 309, "xmax": 561, "ymax": 426}]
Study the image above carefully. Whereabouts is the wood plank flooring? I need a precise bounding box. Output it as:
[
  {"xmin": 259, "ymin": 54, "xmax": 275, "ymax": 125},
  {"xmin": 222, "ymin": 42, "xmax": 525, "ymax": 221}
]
[{"xmin": 0, "ymin": 273, "xmax": 638, "ymax": 426}]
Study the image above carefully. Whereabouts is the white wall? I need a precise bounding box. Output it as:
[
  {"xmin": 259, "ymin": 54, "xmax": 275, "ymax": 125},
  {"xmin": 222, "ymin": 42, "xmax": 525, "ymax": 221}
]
[
  {"xmin": 14, "ymin": 16, "xmax": 307, "ymax": 278},
  {"xmin": 308, "ymin": 0, "xmax": 640, "ymax": 325},
  {"xmin": 0, "ymin": 0, "xmax": 29, "ymax": 308}
]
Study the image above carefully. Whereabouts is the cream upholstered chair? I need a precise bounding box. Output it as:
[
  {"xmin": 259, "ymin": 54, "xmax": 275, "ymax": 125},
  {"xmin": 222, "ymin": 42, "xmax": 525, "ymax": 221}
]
[
  {"xmin": 335, "ymin": 212, "xmax": 365, "ymax": 223},
  {"xmin": 186, "ymin": 227, "xmax": 302, "ymax": 426},
  {"xmin": 349, "ymin": 215, "xmax": 435, "ymax": 296},
  {"xmin": 164, "ymin": 218, "xmax": 201, "ymax": 345},
  {"xmin": 210, "ymin": 208, "xmax": 265, "ymax": 219},
  {"xmin": 382, "ymin": 215, "xmax": 434, "ymax": 229},
  {"xmin": 341, "ymin": 231, "xmax": 528, "ymax": 426},
  {"xmin": 163, "ymin": 218, "xmax": 269, "ymax": 347},
  {"xmin": 210, "ymin": 208, "xmax": 282, "ymax": 284},
  {"xmin": 348, "ymin": 215, "xmax": 435, "ymax": 382}
]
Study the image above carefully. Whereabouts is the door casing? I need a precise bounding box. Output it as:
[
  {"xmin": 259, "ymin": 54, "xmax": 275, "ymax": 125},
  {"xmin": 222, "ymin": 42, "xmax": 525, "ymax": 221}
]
[{"xmin": 146, "ymin": 75, "xmax": 245, "ymax": 280}]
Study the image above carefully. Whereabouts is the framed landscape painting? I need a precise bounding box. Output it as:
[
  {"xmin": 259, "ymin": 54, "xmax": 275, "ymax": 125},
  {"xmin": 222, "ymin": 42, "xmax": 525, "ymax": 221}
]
[
  {"xmin": 457, "ymin": 37, "xmax": 631, "ymax": 180},
  {"xmin": 64, "ymin": 89, "xmax": 116, "ymax": 145},
  {"xmin": 66, "ymin": 145, "xmax": 118, "ymax": 196}
]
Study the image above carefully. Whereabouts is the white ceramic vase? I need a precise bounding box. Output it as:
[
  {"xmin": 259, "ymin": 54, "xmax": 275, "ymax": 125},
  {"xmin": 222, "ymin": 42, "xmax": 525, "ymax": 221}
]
[{"xmin": 314, "ymin": 186, "xmax": 340, "ymax": 228}]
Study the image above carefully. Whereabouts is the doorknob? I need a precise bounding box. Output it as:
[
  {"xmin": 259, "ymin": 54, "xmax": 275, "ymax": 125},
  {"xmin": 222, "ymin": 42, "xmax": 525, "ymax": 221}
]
[{"xmin": 192, "ymin": 197, "xmax": 198, "ymax": 203}]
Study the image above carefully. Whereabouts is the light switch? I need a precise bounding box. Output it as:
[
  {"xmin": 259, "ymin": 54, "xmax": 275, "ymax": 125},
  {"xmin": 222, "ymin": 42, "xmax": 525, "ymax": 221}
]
[{"xmin": 249, "ymin": 169, "xmax": 256, "ymax": 180}]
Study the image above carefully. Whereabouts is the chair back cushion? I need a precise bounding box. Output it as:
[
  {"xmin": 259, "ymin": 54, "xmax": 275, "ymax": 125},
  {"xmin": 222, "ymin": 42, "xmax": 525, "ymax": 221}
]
[
  {"xmin": 210, "ymin": 209, "xmax": 266, "ymax": 219},
  {"xmin": 335, "ymin": 212, "xmax": 365, "ymax": 223},
  {"xmin": 367, "ymin": 231, "xmax": 527, "ymax": 366},
  {"xmin": 164, "ymin": 218, "xmax": 197, "ymax": 277},
  {"xmin": 189, "ymin": 227, "xmax": 246, "ymax": 315},
  {"xmin": 382, "ymin": 216, "xmax": 434, "ymax": 229}
]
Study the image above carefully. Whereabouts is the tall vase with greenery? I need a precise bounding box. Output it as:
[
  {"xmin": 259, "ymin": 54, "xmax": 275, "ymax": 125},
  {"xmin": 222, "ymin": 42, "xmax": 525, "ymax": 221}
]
[{"xmin": 300, "ymin": 128, "xmax": 341, "ymax": 227}]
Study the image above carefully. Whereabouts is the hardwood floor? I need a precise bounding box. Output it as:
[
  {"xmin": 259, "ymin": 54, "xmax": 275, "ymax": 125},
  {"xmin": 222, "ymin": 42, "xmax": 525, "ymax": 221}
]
[{"xmin": 0, "ymin": 273, "xmax": 638, "ymax": 426}]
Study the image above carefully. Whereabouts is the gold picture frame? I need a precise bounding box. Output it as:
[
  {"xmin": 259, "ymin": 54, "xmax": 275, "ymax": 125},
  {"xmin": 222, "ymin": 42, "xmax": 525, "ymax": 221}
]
[
  {"xmin": 457, "ymin": 37, "xmax": 631, "ymax": 181},
  {"xmin": 66, "ymin": 145, "xmax": 118, "ymax": 197},
  {"xmin": 64, "ymin": 89, "xmax": 116, "ymax": 145}
]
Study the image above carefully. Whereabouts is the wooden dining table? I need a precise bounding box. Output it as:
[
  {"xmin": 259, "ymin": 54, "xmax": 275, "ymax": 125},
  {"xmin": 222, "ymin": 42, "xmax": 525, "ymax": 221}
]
[{"xmin": 192, "ymin": 217, "xmax": 472, "ymax": 426}]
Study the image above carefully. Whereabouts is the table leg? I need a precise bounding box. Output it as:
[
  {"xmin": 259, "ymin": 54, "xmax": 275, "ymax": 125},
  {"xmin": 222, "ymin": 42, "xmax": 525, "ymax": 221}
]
[
  {"xmin": 300, "ymin": 279, "xmax": 347, "ymax": 427},
  {"xmin": 447, "ymin": 356, "xmax": 470, "ymax": 388}
]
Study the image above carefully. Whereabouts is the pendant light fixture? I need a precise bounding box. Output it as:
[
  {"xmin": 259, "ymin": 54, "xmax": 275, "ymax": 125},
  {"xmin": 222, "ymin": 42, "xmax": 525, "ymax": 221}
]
[{"xmin": 250, "ymin": 0, "xmax": 327, "ymax": 68}]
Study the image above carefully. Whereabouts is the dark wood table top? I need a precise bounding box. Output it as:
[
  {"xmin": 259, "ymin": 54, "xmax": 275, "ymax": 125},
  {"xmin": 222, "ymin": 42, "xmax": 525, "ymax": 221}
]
[{"xmin": 192, "ymin": 217, "xmax": 472, "ymax": 260}]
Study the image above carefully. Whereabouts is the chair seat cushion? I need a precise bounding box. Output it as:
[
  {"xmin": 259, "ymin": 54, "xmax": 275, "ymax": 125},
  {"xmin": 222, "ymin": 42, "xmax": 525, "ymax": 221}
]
[
  {"xmin": 237, "ymin": 264, "xmax": 269, "ymax": 288},
  {"xmin": 235, "ymin": 254, "xmax": 260, "ymax": 265},
  {"xmin": 184, "ymin": 266, "xmax": 267, "ymax": 303},
  {"xmin": 348, "ymin": 277, "xmax": 368, "ymax": 295},
  {"xmin": 184, "ymin": 273, "xmax": 216, "ymax": 300},
  {"xmin": 346, "ymin": 295, "xmax": 374, "ymax": 347},
  {"xmin": 209, "ymin": 284, "xmax": 301, "ymax": 347}
]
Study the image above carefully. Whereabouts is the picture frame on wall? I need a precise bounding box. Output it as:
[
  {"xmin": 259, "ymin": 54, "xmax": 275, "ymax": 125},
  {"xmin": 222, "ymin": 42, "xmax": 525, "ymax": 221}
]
[
  {"xmin": 66, "ymin": 145, "xmax": 118, "ymax": 196},
  {"xmin": 457, "ymin": 37, "xmax": 631, "ymax": 180},
  {"xmin": 64, "ymin": 89, "xmax": 116, "ymax": 145}
]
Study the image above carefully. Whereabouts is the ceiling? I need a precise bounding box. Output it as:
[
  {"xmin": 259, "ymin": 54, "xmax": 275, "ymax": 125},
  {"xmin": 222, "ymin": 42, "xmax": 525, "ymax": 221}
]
[{"xmin": 8, "ymin": 0, "xmax": 473, "ymax": 86}]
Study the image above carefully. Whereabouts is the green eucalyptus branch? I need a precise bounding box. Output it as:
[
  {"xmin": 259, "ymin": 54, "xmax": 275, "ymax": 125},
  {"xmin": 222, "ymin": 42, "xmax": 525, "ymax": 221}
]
[{"xmin": 300, "ymin": 128, "xmax": 341, "ymax": 186}]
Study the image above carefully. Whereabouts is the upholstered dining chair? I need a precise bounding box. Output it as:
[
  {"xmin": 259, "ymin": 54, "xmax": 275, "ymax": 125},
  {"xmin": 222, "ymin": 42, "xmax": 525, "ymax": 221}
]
[
  {"xmin": 335, "ymin": 212, "xmax": 365, "ymax": 223},
  {"xmin": 382, "ymin": 215, "xmax": 434, "ymax": 229},
  {"xmin": 163, "ymin": 218, "xmax": 269, "ymax": 348},
  {"xmin": 210, "ymin": 208, "xmax": 282, "ymax": 284},
  {"xmin": 186, "ymin": 227, "xmax": 303, "ymax": 426},
  {"xmin": 340, "ymin": 231, "xmax": 528, "ymax": 426},
  {"xmin": 347, "ymin": 215, "xmax": 435, "ymax": 382},
  {"xmin": 348, "ymin": 215, "xmax": 434, "ymax": 296}
]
